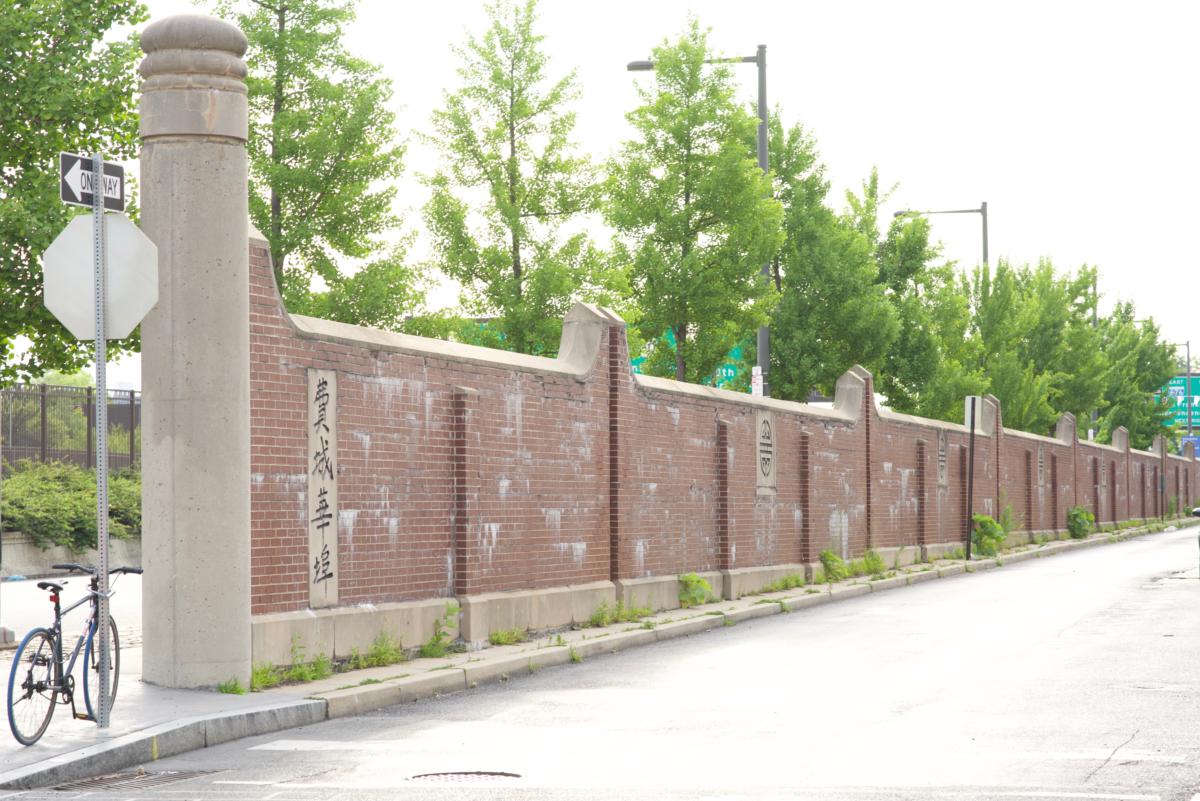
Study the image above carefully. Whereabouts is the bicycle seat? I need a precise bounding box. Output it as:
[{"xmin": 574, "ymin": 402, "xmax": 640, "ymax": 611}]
[{"xmin": 37, "ymin": 581, "xmax": 63, "ymax": 593}]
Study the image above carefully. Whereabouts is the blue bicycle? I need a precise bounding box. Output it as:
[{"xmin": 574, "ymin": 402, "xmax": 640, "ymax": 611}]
[{"xmin": 6, "ymin": 563, "xmax": 142, "ymax": 745}]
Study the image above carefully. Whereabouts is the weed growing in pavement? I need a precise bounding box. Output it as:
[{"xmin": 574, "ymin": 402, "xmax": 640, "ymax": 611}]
[
  {"xmin": 553, "ymin": 634, "xmax": 567, "ymax": 647},
  {"xmin": 758, "ymin": 573, "xmax": 806, "ymax": 594},
  {"xmin": 420, "ymin": 601, "xmax": 461, "ymax": 659},
  {"xmin": 942, "ymin": 547, "xmax": 966, "ymax": 560},
  {"xmin": 347, "ymin": 631, "xmax": 406, "ymax": 670},
  {"xmin": 488, "ymin": 628, "xmax": 529, "ymax": 646},
  {"xmin": 282, "ymin": 636, "xmax": 333, "ymax": 683},
  {"xmin": 585, "ymin": 599, "xmax": 652, "ymax": 628},
  {"xmin": 250, "ymin": 661, "xmax": 281, "ymax": 691},
  {"xmin": 568, "ymin": 646, "xmax": 582, "ymax": 663},
  {"xmin": 678, "ymin": 572, "xmax": 715, "ymax": 608},
  {"xmin": 819, "ymin": 550, "xmax": 847, "ymax": 582},
  {"xmin": 804, "ymin": 587, "xmax": 821, "ymax": 594},
  {"xmin": 217, "ymin": 678, "xmax": 245, "ymax": 695},
  {"xmin": 971, "ymin": 514, "xmax": 1005, "ymax": 557}
]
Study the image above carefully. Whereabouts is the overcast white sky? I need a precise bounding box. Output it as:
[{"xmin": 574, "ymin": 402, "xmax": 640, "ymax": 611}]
[{"xmin": 98, "ymin": 0, "xmax": 1199, "ymax": 388}]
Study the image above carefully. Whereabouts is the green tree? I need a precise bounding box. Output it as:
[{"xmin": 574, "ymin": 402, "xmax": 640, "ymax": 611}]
[
  {"xmin": 424, "ymin": 0, "xmax": 619, "ymax": 356},
  {"xmin": 0, "ymin": 0, "xmax": 147, "ymax": 385},
  {"xmin": 1095, "ymin": 303, "xmax": 1176, "ymax": 449},
  {"xmin": 217, "ymin": 0, "xmax": 419, "ymax": 328},
  {"xmin": 766, "ymin": 134, "xmax": 898, "ymax": 400},
  {"xmin": 606, "ymin": 20, "xmax": 782, "ymax": 383}
]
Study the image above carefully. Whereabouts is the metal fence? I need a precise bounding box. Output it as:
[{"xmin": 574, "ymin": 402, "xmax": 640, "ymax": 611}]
[{"xmin": 0, "ymin": 384, "xmax": 141, "ymax": 471}]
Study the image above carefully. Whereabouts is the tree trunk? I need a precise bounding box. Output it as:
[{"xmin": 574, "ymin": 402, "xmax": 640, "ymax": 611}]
[{"xmin": 674, "ymin": 326, "xmax": 686, "ymax": 382}]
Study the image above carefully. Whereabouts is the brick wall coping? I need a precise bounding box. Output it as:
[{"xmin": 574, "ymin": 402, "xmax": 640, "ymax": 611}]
[
  {"xmin": 1003, "ymin": 426, "xmax": 1069, "ymax": 447},
  {"xmin": 877, "ymin": 406, "xmax": 972, "ymax": 435},
  {"xmin": 634, "ymin": 373, "xmax": 856, "ymax": 422}
]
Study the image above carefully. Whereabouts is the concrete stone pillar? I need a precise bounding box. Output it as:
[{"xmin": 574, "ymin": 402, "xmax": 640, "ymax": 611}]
[{"xmin": 138, "ymin": 15, "xmax": 251, "ymax": 688}]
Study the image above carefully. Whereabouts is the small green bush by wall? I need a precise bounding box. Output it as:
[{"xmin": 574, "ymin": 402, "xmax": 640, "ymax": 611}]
[
  {"xmin": 1066, "ymin": 505, "xmax": 1094, "ymax": 539},
  {"xmin": 0, "ymin": 460, "xmax": 140, "ymax": 551},
  {"xmin": 678, "ymin": 572, "xmax": 713, "ymax": 608},
  {"xmin": 971, "ymin": 514, "xmax": 1005, "ymax": 556},
  {"xmin": 819, "ymin": 550, "xmax": 848, "ymax": 582}
]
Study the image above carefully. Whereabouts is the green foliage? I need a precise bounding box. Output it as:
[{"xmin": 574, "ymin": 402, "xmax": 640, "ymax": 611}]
[
  {"xmin": 1167, "ymin": 496, "xmax": 1178, "ymax": 518},
  {"xmin": 942, "ymin": 547, "xmax": 966, "ymax": 560},
  {"xmin": 971, "ymin": 514, "xmax": 1005, "ymax": 557},
  {"xmin": 424, "ymin": 0, "xmax": 621, "ymax": 356},
  {"xmin": 282, "ymin": 636, "xmax": 333, "ymax": 683},
  {"xmin": 0, "ymin": 0, "xmax": 146, "ymax": 383},
  {"xmin": 819, "ymin": 549, "xmax": 847, "ymax": 582},
  {"xmin": 216, "ymin": 0, "xmax": 419, "ymax": 329},
  {"xmin": 217, "ymin": 678, "xmax": 246, "ymax": 695},
  {"xmin": 586, "ymin": 599, "xmax": 652, "ymax": 628},
  {"xmin": 997, "ymin": 503, "xmax": 1020, "ymax": 538},
  {"xmin": 841, "ymin": 550, "xmax": 887, "ymax": 580},
  {"xmin": 1092, "ymin": 304, "xmax": 1176, "ymax": 449},
  {"xmin": 1067, "ymin": 505, "xmax": 1095, "ymax": 539},
  {"xmin": 250, "ymin": 661, "xmax": 282, "ymax": 691},
  {"xmin": 766, "ymin": 135, "xmax": 898, "ymax": 400},
  {"xmin": 568, "ymin": 646, "xmax": 582, "ymax": 663},
  {"xmin": 346, "ymin": 631, "xmax": 406, "ymax": 670},
  {"xmin": 759, "ymin": 573, "xmax": 807, "ymax": 594},
  {"xmin": 678, "ymin": 572, "xmax": 714, "ymax": 608},
  {"xmin": 605, "ymin": 19, "xmax": 782, "ymax": 383},
  {"xmin": 1, "ymin": 460, "xmax": 139, "ymax": 550},
  {"xmin": 488, "ymin": 628, "xmax": 528, "ymax": 646},
  {"xmin": 419, "ymin": 601, "xmax": 460, "ymax": 659}
]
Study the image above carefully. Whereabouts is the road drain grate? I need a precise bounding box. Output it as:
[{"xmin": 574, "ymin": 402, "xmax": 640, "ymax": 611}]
[
  {"xmin": 408, "ymin": 771, "xmax": 521, "ymax": 783},
  {"xmin": 53, "ymin": 770, "xmax": 216, "ymax": 791}
]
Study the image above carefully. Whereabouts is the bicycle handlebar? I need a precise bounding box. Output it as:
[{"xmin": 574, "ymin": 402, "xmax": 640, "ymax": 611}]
[{"xmin": 51, "ymin": 564, "xmax": 143, "ymax": 576}]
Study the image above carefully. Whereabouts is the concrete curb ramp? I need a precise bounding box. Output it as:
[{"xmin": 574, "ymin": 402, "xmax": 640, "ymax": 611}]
[{"xmin": 2, "ymin": 519, "xmax": 1194, "ymax": 790}]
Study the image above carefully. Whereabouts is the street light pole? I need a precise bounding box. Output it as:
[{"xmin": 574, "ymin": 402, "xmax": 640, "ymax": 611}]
[
  {"xmin": 628, "ymin": 46, "xmax": 772, "ymax": 396},
  {"xmin": 893, "ymin": 202, "xmax": 989, "ymax": 267}
]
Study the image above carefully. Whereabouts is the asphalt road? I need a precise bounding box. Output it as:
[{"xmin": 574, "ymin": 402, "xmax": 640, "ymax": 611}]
[{"xmin": 8, "ymin": 528, "xmax": 1200, "ymax": 801}]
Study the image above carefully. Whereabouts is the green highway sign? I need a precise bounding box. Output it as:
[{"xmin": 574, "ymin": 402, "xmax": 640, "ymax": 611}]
[{"xmin": 1161, "ymin": 375, "xmax": 1200, "ymax": 428}]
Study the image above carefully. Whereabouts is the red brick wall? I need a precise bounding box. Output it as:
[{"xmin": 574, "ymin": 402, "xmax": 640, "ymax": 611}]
[{"xmin": 246, "ymin": 241, "xmax": 1198, "ymax": 615}]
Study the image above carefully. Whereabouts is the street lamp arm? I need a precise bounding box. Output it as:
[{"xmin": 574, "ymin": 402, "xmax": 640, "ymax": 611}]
[
  {"xmin": 895, "ymin": 208, "xmax": 983, "ymax": 217},
  {"xmin": 626, "ymin": 54, "xmax": 762, "ymax": 72}
]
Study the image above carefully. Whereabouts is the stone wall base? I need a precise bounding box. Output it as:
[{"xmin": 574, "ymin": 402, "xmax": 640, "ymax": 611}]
[{"xmin": 0, "ymin": 531, "xmax": 141, "ymax": 578}]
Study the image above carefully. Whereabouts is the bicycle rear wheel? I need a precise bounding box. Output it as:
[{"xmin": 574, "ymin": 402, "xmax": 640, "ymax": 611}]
[
  {"xmin": 7, "ymin": 628, "xmax": 57, "ymax": 746},
  {"xmin": 83, "ymin": 616, "xmax": 120, "ymax": 720}
]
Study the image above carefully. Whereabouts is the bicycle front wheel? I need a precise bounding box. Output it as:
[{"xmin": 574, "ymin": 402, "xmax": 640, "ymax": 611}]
[
  {"xmin": 83, "ymin": 616, "xmax": 120, "ymax": 720},
  {"xmin": 7, "ymin": 628, "xmax": 57, "ymax": 746}
]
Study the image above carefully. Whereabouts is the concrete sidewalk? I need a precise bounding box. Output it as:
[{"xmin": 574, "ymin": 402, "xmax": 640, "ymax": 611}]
[{"xmin": 1, "ymin": 519, "xmax": 1196, "ymax": 790}]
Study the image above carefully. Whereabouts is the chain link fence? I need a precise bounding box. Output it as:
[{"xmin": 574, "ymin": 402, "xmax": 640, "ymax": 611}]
[{"xmin": 0, "ymin": 384, "xmax": 140, "ymax": 472}]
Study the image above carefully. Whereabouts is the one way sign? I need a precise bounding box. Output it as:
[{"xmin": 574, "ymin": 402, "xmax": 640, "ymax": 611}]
[{"xmin": 59, "ymin": 152, "xmax": 125, "ymax": 212}]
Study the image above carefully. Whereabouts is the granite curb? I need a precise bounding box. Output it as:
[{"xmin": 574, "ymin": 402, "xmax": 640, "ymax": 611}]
[{"xmin": 0, "ymin": 698, "xmax": 325, "ymax": 790}]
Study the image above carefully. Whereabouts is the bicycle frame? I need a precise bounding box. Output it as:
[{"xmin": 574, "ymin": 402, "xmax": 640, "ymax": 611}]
[{"xmin": 40, "ymin": 579, "xmax": 103, "ymax": 719}]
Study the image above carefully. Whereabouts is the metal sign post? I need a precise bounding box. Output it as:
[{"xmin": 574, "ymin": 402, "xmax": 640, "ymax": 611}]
[
  {"xmin": 91, "ymin": 152, "xmax": 111, "ymax": 729},
  {"xmin": 964, "ymin": 396, "xmax": 980, "ymax": 561}
]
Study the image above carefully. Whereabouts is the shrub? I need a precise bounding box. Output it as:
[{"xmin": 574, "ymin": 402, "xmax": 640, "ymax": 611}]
[
  {"xmin": 997, "ymin": 503, "xmax": 1020, "ymax": 538},
  {"xmin": 819, "ymin": 549, "xmax": 848, "ymax": 582},
  {"xmin": 586, "ymin": 599, "xmax": 652, "ymax": 628},
  {"xmin": 419, "ymin": 601, "xmax": 460, "ymax": 659},
  {"xmin": 0, "ymin": 460, "xmax": 139, "ymax": 551},
  {"xmin": 347, "ymin": 631, "xmax": 406, "ymax": 670},
  {"xmin": 488, "ymin": 628, "xmax": 528, "ymax": 646},
  {"xmin": 971, "ymin": 514, "xmax": 1005, "ymax": 556},
  {"xmin": 1066, "ymin": 506, "xmax": 1094, "ymax": 539},
  {"xmin": 678, "ymin": 572, "xmax": 713, "ymax": 608}
]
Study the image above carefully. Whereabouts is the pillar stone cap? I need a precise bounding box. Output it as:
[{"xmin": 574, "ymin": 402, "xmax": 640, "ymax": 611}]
[{"xmin": 141, "ymin": 14, "xmax": 247, "ymax": 57}]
